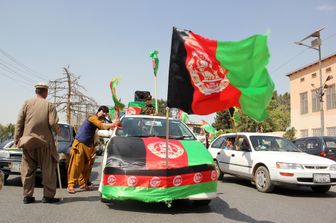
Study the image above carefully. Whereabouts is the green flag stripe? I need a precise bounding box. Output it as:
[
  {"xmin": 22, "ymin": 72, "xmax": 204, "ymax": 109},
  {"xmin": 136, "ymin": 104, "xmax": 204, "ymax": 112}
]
[
  {"xmin": 179, "ymin": 140, "xmax": 214, "ymax": 166},
  {"xmin": 216, "ymin": 34, "xmax": 274, "ymax": 121},
  {"xmin": 101, "ymin": 181, "xmax": 217, "ymax": 202}
]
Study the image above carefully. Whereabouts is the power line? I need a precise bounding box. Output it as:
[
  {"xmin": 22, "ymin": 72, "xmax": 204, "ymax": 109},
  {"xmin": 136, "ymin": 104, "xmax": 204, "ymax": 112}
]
[
  {"xmin": 0, "ymin": 48, "xmax": 49, "ymax": 81},
  {"xmin": 270, "ymin": 32, "xmax": 336, "ymax": 74}
]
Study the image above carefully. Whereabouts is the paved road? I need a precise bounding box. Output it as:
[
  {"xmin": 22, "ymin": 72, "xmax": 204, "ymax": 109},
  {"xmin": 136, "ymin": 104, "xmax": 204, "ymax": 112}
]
[{"xmin": 1, "ymin": 156, "xmax": 336, "ymax": 223}]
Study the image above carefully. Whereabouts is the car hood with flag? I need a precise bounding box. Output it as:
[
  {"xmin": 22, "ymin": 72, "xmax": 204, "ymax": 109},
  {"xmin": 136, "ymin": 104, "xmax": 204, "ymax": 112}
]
[
  {"xmin": 99, "ymin": 115, "xmax": 217, "ymax": 203},
  {"xmin": 167, "ymin": 27, "xmax": 275, "ymax": 121}
]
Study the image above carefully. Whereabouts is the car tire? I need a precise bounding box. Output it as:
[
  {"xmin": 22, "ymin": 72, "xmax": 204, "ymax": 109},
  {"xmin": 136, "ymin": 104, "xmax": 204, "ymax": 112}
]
[
  {"xmin": 193, "ymin": 199, "xmax": 211, "ymax": 206},
  {"xmin": 311, "ymin": 185, "xmax": 331, "ymax": 193},
  {"xmin": 255, "ymin": 166, "xmax": 274, "ymax": 193},
  {"xmin": 214, "ymin": 160, "xmax": 224, "ymax": 180}
]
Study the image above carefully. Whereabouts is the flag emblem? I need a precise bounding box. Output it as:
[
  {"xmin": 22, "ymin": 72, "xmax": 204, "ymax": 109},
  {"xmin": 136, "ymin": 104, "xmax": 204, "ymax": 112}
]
[
  {"xmin": 186, "ymin": 36, "xmax": 230, "ymax": 95},
  {"xmin": 147, "ymin": 142, "xmax": 184, "ymax": 159}
]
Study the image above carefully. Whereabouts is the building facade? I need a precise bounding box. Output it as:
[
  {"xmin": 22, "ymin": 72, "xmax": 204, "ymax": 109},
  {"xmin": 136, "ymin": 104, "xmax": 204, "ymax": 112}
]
[{"xmin": 287, "ymin": 53, "xmax": 336, "ymax": 137}]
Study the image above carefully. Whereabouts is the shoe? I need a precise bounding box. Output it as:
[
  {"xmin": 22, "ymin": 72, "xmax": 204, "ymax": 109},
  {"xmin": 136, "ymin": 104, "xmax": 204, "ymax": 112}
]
[
  {"xmin": 67, "ymin": 186, "xmax": 76, "ymax": 194},
  {"xmin": 42, "ymin": 196, "xmax": 60, "ymax": 203},
  {"xmin": 79, "ymin": 184, "xmax": 91, "ymax": 191},
  {"xmin": 23, "ymin": 196, "xmax": 35, "ymax": 204}
]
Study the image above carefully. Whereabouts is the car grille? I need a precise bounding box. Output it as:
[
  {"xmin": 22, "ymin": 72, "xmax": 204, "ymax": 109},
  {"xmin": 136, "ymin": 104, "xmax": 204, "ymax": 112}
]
[
  {"xmin": 304, "ymin": 165, "xmax": 328, "ymax": 170},
  {"xmin": 10, "ymin": 154, "xmax": 22, "ymax": 158}
]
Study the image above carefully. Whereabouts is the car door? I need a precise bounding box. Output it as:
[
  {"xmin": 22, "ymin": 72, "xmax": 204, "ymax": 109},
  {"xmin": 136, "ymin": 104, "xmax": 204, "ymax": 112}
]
[
  {"xmin": 229, "ymin": 136, "xmax": 253, "ymax": 177},
  {"xmin": 217, "ymin": 135, "xmax": 253, "ymax": 177},
  {"xmin": 305, "ymin": 138, "xmax": 321, "ymax": 156}
]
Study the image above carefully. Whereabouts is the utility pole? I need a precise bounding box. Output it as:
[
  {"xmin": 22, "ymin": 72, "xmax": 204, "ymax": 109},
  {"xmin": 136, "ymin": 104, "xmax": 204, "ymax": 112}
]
[{"xmin": 48, "ymin": 66, "xmax": 98, "ymax": 126}]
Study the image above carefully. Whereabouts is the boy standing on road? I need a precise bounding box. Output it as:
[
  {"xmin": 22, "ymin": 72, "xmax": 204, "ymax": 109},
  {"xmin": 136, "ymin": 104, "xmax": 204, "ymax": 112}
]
[{"xmin": 67, "ymin": 106, "xmax": 119, "ymax": 193}]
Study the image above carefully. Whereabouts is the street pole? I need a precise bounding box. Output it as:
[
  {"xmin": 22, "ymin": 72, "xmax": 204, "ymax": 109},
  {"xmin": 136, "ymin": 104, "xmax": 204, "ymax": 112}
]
[
  {"xmin": 295, "ymin": 27, "xmax": 325, "ymax": 136},
  {"xmin": 317, "ymin": 42, "xmax": 324, "ymax": 136}
]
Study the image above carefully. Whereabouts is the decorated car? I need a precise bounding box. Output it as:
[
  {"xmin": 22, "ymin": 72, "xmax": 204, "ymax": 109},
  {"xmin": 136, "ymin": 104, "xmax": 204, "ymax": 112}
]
[{"xmin": 98, "ymin": 115, "xmax": 217, "ymax": 205}]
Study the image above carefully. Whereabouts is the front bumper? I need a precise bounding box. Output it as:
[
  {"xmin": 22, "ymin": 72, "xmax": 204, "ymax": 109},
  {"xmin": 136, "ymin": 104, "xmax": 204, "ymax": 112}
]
[{"xmin": 270, "ymin": 168, "xmax": 336, "ymax": 186}]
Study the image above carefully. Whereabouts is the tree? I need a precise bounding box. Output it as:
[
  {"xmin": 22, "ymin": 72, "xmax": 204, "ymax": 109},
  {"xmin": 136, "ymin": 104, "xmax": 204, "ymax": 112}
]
[
  {"xmin": 212, "ymin": 91, "xmax": 290, "ymax": 132},
  {"xmin": 0, "ymin": 123, "xmax": 15, "ymax": 141},
  {"xmin": 212, "ymin": 110, "xmax": 232, "ymax": 130}
]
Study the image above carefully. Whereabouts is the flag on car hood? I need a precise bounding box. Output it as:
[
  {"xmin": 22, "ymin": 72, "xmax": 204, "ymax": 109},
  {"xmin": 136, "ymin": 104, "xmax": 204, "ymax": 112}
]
[
  {"xmin": 167, "ymin": 27, "xmax": 274, "ymax": 121},
  {"xmin": 101, "ymin": 136, "xmax": 217, "ymax": 202}
]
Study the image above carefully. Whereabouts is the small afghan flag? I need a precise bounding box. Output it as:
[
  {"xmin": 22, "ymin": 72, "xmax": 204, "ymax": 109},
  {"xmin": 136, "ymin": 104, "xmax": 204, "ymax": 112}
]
[
  {"xmin": 200, "ymin": 120, "xmax": 216, "ymax": 135},
  {"xmin": 149, "ymin": 50, "xmax": 159, "ymax": 76},
  {"xmin": 110, "ymin": 78, "xmax": 125, "ymax": 111},
  {"xmin": 177, "ymin": 109, "xmax": 189, "ymax": 123},
  {"xmin": 167, "ymin": 27, "xmax": 274, "ymax": 122}
]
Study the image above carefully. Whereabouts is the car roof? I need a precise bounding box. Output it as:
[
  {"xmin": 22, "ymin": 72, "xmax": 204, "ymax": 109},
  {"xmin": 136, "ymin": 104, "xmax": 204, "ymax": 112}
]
[
  {"xmin": 122, "ymin": 115, "xmax": 176, "ymax": 120},
  {"xmin": 218, "ymin": 132, "xmax": 279, "ymax": 137}
]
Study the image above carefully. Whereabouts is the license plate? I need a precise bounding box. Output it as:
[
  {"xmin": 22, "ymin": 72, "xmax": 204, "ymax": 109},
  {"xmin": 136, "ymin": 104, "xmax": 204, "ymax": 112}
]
[
  {"xmin": 10, "ymin": 162, "xmax": 21, "ymax": 173},
  {"xmin": 313, "ymin": 173, "xmax": 331, "ymax": 183}
]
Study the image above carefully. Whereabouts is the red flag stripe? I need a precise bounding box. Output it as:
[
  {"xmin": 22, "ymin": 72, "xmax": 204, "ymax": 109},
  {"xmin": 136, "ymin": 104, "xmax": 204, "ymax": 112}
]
[{"xmin": 103, "ymin": 170, "xmax": 217, "ymax": 188}]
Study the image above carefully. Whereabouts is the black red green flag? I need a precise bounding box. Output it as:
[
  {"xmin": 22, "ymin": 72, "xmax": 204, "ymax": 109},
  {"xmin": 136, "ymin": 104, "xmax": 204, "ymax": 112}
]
[{"xmin": 167, "ymin": 27, "xmax": 274, "ymax": 121}]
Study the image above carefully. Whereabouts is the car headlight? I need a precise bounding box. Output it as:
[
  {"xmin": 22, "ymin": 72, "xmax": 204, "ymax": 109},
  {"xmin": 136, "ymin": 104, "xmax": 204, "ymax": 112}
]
[
  {"xmin": 0, "ymin": 150, "xmax": 10, "ymax": 158},
  {"xmin": 276, "ymin": 162, "xmax": 304, "ymax": 170},
  {"xmin": 329, "ymin": 164, "xmax": 336, "ymax": 171}
]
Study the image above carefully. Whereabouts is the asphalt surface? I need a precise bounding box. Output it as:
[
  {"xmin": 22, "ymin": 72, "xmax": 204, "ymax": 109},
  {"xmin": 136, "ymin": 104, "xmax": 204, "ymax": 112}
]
[{"xmin": 1, "ymin": 156, "xmax": 336, "ymax": 223}]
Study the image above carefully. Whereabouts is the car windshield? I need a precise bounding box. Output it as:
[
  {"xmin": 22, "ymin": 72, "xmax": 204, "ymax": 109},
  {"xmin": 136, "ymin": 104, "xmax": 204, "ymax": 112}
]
[
  {"xmin": 56, "ymin": 124, "xmax": 72, "ymax": 142},
  {"xmin": 115, "ymin": 117, "xmax": 195, "ymax": 140},
  {"xmin": 250, "ymin": 135, "xmax": 301, "ymax": 152}
]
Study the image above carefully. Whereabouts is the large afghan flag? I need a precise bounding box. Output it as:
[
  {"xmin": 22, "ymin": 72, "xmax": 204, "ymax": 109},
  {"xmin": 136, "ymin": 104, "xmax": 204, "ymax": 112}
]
[
  {"xmin": 167, "ymin": 27, "xmax": 274, "ymax": 121},
  {"xmin": 101, "ymin": 137, "xmax": 217, "ymax": 202}
]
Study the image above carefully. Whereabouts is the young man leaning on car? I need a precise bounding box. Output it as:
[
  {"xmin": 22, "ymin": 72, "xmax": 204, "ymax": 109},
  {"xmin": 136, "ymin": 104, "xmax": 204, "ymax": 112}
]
[{"xmin": 67, "ymin": 106, "xmax": 119, "ymax": 194}]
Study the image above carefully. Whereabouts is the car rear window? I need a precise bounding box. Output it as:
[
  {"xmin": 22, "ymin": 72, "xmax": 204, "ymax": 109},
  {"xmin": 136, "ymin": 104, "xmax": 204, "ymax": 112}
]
[{"xmin": 324, "ymin": 138, "xmax": 336, "ymax": 148}]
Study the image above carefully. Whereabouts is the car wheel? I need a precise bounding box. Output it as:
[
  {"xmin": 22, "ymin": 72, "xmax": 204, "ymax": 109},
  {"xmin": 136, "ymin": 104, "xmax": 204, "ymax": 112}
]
[
  {"xmin": 214, "ymin": 160, "xmax": 224, "ymax": 180},
  {"xmin": 193, "ymin": 199, "xmax": 211, "ymax": 206},
  {"xmin": 255, "ymin": 166, "xmax": 274, "ymax": 193},
  {"xmin": 311, "ymin": 185, "xmax": 331, "ymax": 193}
]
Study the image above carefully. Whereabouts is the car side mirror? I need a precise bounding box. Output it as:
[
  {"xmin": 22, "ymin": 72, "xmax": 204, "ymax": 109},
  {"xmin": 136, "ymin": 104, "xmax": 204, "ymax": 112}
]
[{"xmin": 97, "ymin": 130, "xmax": 113, "ymax": 138}]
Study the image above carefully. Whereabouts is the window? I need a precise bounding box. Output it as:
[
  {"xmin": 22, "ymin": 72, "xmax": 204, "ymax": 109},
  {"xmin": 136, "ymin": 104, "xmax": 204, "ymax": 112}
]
[
  {"xmin": 306, "ymin": 138, "xmax": 320, "ymax": 150},
  {"xmin": 311, "ymin": 73, "xmax": 317, "ymax": 78},
  {"xmin": 311, "ymin": 90, "xmax": 320, "ymax": 112},
  {"xmin": 312, "ymin": 128, "xmax": 321, "ymax": 136},
  {"xmin": 300, "ymin": 92, "xmax": 308, "ymax": 114},
  {"xmin": 211, "ymin": 136, "xmax": 225, "ymax": 148},
  {"xmin": 300, "ymin": 77, "xmax": 305, "ymax": 82},
  {"xmin": 300, "ymin": 129, "xmax": 308, "ymax": 137},
  {"xmin": 327, "ymin": 127, "xmax": 336, "ymax": 136},
  {"xmin": 326, "ymin": 84, "xmax": 336, "ymax": 110}
]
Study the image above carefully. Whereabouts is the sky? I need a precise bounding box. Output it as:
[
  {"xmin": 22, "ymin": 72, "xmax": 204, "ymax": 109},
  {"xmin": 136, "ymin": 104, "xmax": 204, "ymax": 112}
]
[{"xmin": 0, "ymin": 0, "xmax": 336, "ymax": 125}]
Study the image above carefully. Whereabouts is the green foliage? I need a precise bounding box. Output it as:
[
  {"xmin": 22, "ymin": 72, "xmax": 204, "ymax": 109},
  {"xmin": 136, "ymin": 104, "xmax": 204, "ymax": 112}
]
[
  {"xmin": 0, "ymin": 123, "xmax": 15, "ymax": 141},
  {"xmin": 283, "ymin": 127, "xmax": 297, "ymax": 140},
  {"xmin": 212, "ymin": 91, "xmax": 290, "ymax": 132},
  {"xmin": 212, "ymin": 110, "xmax": 232, "ymax": 130}
]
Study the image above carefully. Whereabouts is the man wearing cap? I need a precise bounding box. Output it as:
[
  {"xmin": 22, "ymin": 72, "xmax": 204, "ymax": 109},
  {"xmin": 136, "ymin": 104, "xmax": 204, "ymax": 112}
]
[
  {"xmin": 140, "ymin": 95, "xmax": 155, "ymax": 115},
  {"xmin": 14, "ymin": 82, "xmax": 61, "ymax": 204},
  {"xmin": 67, "ymin": 105, "xmax": 119, "ymax": 193}
]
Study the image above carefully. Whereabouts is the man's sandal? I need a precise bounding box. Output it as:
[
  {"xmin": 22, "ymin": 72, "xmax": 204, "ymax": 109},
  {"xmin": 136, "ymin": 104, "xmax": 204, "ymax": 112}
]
[
  {"xmin": 67, "ymin": 186, "xmax": 76, "ymax": 194},
  {"xmin": 79, "ymin": 185, "xmax": 91, "ymax": 191}
]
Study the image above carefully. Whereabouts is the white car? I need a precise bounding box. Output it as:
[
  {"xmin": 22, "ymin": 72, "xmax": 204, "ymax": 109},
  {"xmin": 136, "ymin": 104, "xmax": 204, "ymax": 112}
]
[{"xmin": 208, "ymin": 132, "xmax": 336, "ymax": 193}]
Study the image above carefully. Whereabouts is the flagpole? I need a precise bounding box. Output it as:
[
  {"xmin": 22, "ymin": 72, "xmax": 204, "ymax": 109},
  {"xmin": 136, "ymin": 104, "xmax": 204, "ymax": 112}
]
[
  {"xmin": 155, "ymin": 75, "xmax": 158, "ymax": 114},
  {"xmin": 165, "ymin": 107, "xmax": 170, "ymax": 168}
]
